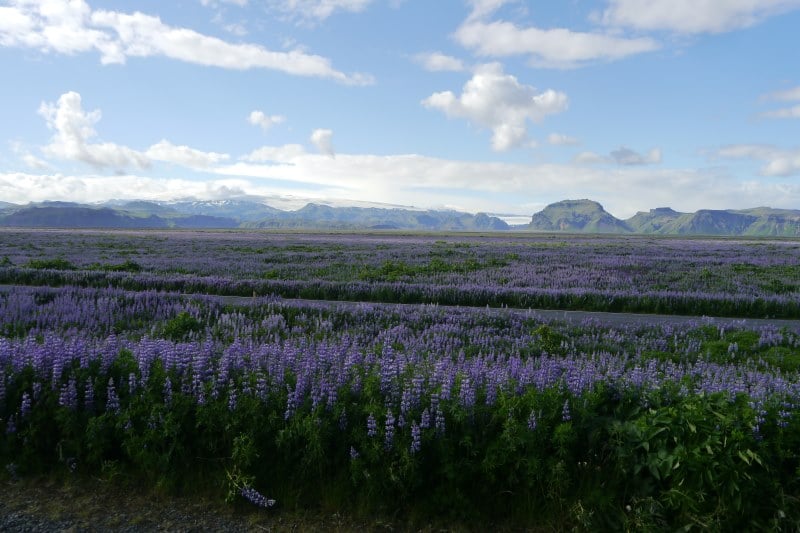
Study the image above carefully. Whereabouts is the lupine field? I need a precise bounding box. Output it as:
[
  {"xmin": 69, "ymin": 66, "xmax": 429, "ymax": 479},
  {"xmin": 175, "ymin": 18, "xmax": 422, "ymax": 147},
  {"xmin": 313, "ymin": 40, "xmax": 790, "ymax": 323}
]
[{"xmin": 1, "ymin": 229, "xmax": 800, "ymax": 529}]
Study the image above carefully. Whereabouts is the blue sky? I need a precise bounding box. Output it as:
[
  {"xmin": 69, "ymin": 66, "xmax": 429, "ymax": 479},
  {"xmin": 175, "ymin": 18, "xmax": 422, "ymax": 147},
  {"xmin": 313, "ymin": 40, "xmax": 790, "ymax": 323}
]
[{"xmin": 1, "ymin": 0, "xmax": 799, "ymax": 219}]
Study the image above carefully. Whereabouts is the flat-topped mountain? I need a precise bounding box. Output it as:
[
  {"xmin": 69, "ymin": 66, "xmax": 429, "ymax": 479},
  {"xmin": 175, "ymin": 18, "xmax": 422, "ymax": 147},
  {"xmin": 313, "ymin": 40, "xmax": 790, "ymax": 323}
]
[
  {"xmin": 528, "ymin": 199, "xmax": 632, "ymax": 233},
  {"xmin": 626, "ymin": 207, "xmax": 683, "ymax": 233}
]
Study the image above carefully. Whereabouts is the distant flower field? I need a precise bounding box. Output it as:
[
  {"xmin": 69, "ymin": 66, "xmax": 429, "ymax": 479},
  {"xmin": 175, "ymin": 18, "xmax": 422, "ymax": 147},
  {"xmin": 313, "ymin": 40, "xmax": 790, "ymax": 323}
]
[
  {"xmin": 1, "ymin": 229, "xmax": 799, "ymax": 318},
  {"xmin": 1, "ymin": 229, "xmax": 799, "ymax": 529}
]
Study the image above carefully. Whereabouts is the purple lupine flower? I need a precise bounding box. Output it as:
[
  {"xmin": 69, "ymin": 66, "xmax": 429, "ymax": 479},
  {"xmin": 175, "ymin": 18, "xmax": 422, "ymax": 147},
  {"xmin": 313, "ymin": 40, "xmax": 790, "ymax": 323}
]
[
  {"xmin": 128, "ymin": 372, "xmax": 137, "ymax": 396},
  {"xmin": 106, "ymin": 378, "xmax": 120, "ymax": 414},
  {"xmin": 228, "ymin": 380, "xmax": 237, "ymax": 412},
  {"xmin": 350, "ymin": 446, "xmax": 360, "ymax": 460},
  {"xmin": 84, "ymin": 380, "xmax": 94, "ymax": 411},
  {"xmin": 163, "ymin": 376, "xmax": 172, "ymax": 407},
  {"xmin": 20, "ymin": 392, "xmax": 32, "ymax": 418},
  {"xmin": 5, "ymin": 415, "xmax": 16, "ymax": 435},
  {"xmin": 240, "ymin": 485, "xmax": 276, "ymax": 508},
  {"xmin": 434, "ymin": 407, "xmax": 446, "ymax": 435},
  {"xmin": 410, "ymin": 422, "xmax": 421, "ymax": 454},
  {"xmin": 527, "ymin": 409, "xmax": 537, "ymax": 431},
  {"xmin": 561, "ymin": 399, "xmax": 571, "ymax": 422},
  {"xmin": 284, "ymin": 384, "xmax": 296, "ymax": 421},
  {"xmin": 367, "ymin": 413, "xmax": 377, "ymax": 437},
  {"xmin": 59, "ymin": 378, "xmax": 78, "ymax": 411},
  {"xmin": 420, "ymin": 408, "xmax": 430, "ymax": 429},
  {"xmin": 384, "ymin": 409, "xmax": 395, "ymax": 449},
  {"xmin": 459, "ymin": 377, "xmax": 475, "ymax": 409},
  {"xmin": 256, "ymin": 372, "xmax": 268, "ymax": 401}
]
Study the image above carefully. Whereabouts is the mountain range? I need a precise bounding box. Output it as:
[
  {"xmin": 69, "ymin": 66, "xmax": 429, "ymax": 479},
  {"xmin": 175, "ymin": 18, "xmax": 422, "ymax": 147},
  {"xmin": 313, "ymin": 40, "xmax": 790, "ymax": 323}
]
[
  {"xmin": 0, "ymin": 198, "xmax": 798, "ymax": 236},
  {"xmin": 529, "ymin": 200, "xmax": 800, "ymax": 236},
  {"xmin": 0, "ymin": 200, "xmax": 508, "ymax": 231}
]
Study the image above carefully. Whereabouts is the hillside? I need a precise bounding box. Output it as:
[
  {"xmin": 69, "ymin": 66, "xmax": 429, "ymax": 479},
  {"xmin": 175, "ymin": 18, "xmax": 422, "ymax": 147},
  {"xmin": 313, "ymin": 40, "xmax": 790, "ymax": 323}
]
[
  {"xmin": 0, "ymin": 200, "xmax": 508, "ymax": 231},
  {"xmin": 626, "ymin": 207, "xmax": 684, "ymax": 233},
  {"xmin": 528, "ymin": 199, "xmax": 632, "ymax": 233},
  {"xmin": 624, "ymin": 206, "xmax": 800, "ymax": 236},
  {"xmin": 526, "ymin": 201, "xmax": 800, "ymax": 236}
]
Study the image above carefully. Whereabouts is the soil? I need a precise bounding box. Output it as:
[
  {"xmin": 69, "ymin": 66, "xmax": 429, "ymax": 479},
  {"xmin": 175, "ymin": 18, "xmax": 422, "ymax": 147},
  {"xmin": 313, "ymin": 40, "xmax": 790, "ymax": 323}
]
[{"xmin": 0, "ymin": 477, "xmax": 409, "ymax": 532}]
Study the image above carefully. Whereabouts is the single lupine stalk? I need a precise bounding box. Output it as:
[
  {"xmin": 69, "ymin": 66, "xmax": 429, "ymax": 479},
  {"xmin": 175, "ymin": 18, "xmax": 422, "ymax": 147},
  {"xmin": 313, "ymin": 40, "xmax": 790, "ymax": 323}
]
[
  {"xmin": 410, "ymin": 422, "xmax": 422, "ymax": 454},
  {"xmin": 106, "ymin": 378, "xmax": 120, "ymax": 415}
]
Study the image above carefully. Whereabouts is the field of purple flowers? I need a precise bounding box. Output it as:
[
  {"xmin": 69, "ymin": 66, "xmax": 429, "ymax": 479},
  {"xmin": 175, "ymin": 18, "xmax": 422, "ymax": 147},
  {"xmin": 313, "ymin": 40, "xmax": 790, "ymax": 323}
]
[
  {"xmin": 1, "ymin": 228, "xmax": 799, "ymax": 317},
  {"xmin": 1, "ymin": 230, "xmax": 800, "ymax": 529}
]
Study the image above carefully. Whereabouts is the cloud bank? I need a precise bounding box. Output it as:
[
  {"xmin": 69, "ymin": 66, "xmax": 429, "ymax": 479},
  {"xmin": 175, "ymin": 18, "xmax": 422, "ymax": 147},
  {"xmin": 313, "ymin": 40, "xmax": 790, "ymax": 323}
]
[{"xmin": 0, "ymin": 0, "xmax": 372, "ymax": 84}]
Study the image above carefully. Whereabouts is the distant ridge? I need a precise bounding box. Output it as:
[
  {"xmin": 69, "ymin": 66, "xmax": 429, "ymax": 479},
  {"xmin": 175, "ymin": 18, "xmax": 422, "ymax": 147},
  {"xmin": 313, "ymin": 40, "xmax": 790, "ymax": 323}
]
[
  {"xmin": 0, "ymin": 198, "xmax": 798, "ymax": 235},
  {"xmin": 527, "ymin": 200, "xmax": 800, "ymax": 236},
  {"xmin": 0, "ymin": 200, "xmax": 508, "ymax": 231}
]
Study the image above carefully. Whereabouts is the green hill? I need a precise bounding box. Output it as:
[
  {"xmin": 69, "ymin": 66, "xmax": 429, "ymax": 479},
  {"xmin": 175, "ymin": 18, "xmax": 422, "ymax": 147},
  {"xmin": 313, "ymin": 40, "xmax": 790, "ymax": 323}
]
[{"xmin": 528, "ymin": 200, "xmax": 632, "ymax": 233}]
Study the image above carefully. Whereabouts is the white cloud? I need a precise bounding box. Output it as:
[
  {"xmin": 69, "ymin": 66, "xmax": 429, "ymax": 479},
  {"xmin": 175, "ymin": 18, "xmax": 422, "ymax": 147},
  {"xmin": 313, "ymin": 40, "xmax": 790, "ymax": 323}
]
[
  {"xmin": 0, "ymin": 0, "xmax": 119, "ymax": 60},
  {"xmin": 223, "ymin": 22, "xmax": 248, "ymax": 36},
  {"xmin": 22, "ymin": 153, "xmax": 52, "ymax": 171},
  {"xmin": 242, "ymin": 144, "xmax": 308, "ymax": 162},
  {"xmin": 9, "ymin": 141, "xmax": 53, "ymax": 170},
  {"xmin": 601, "ymin": 0, "xmax": 800, "ymax": 34},
  {"xmin": 247, "ymin": 110, "xmax": 286, "ymax": 131},
  {"xmin": 414, "ymin": 52, "xmax": 466, "ymax": 72},
  {"xmin": 422, "ymin": 63, "xmax": 568, "ymax": 151},
  {"xmin": 466, "ymin": 0, "xmax": 516, "ymax": 21},
  {"xmin": 573, "ymin": 146, "xmax": 662, "ymax": 166},
  {"xmin": 573, "ymin": 151, "xmax": 609, "ymax": 165},
  {"xmin": 759, "ymin": 85, "xmax": 800, "ymax": 119},
  {"xmin": 610, "ymin": 146, "xmax": 662, "ymax": 165},
  {"xmin": 717, "ymin": 144, "xmax": 800, "ymax": 176},
  {"xmin": 5, "ymin": 150, "xmax": 800, "ymax": 218},
  {"xmin": 454, "ymin": 19, "xmax": 659, "ymax": 68},
  {"xmin": 11, "ymin": 84, "xmax": 799, "ymax": 220},
  {"xmin": 212, "ymin": 154, "xmax": 800, "ymax": 217},
  {"xmin": 267, "ymin": 0, "xmax": 374, "ymax": 22},
  {"xmin": 145, "ymin": 140, "xmax": 230, "ymax": 169},
  {"xmin": 36, "ymin": 91, "xmax": 230, "ymax": 171},
  {"xmin": 201, "ymin": 0, "xmax": 249, "ymax": 7},
  {"xmin": 760, "ymin": 105, "xmax": 800, "ymax": 119},
  {"xmin": 762, "ymin": 85, "xmax": 800, "ymax": 102},
  {"xmin": 38, "ymin": 91, "xmax": 150, "ymax": 169},
  {"xmin": 310, "ymin": 128, "xmax": 335, "ymax": 156},
  {"xmin": 0, "ymin": 171, "xmax": 265, "ymax": 204},
  {"xmin": 547, "ymin": 133, "xmax": 579, "ymax": 146},
  {"xmin": 0, "ymin": 0, "xmax": 372, "ymax": 84}
]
